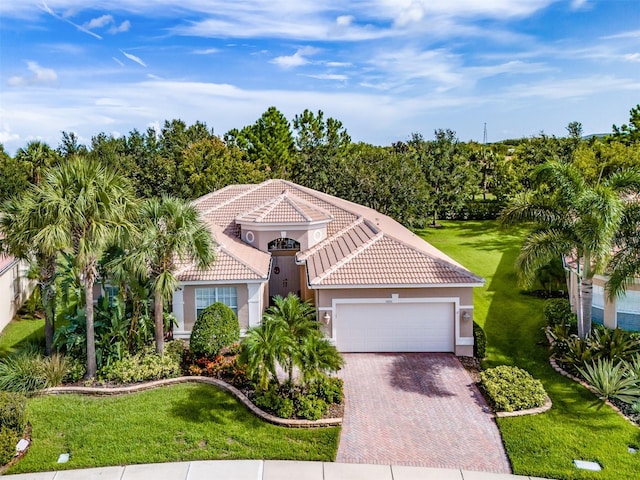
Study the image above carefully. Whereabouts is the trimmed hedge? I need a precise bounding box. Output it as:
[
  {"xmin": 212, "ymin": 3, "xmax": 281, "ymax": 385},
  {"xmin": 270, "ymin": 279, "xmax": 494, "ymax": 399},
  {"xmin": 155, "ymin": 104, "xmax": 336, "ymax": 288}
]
[
  {"xmin": 0, "ymin": 392, "xmax": 27, "ymax": 467},
  {"xmin": 473, "ymin": 321, "xmax": 486, "ymax": 359},
  {"xmin": 190, "ymin": 303, "xmax": 240, "ymax": 358},
  {"xmin": 480, "ymin": 365, "xmax": 547, "ymax": 412}
]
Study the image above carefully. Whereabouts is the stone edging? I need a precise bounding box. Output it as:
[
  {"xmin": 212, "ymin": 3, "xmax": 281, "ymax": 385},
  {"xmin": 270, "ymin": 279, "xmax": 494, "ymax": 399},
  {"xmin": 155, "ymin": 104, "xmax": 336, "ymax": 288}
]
[
  {"xmin": 494, "ymin": 395, "xmax": 552, "ymax": 418},
  {"xmin": 42, "ymin": 376, "xmax": 342, "ymax": 428},
  {"xmin": 544, "ymin": 328, "xmax": 638, "ymax": 427}
]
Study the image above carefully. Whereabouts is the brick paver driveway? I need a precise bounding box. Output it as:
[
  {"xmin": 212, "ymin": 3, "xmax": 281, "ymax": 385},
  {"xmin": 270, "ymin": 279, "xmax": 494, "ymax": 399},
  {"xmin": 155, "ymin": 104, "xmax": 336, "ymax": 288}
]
[{"xmin": 336, "ymin": 353, "xmax": 511, "ymax": 473}]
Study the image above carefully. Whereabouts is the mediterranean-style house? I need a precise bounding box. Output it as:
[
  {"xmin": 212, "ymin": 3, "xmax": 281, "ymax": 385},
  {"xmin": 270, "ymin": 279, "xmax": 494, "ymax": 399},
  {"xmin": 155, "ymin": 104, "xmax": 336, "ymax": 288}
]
[
  {"xmin": 171, "ymin": 179, "xmax": 484, "ymax": 356},
  {"xmin": 565, "ymin": 263, "xmax": 640, "ymax": 332}
]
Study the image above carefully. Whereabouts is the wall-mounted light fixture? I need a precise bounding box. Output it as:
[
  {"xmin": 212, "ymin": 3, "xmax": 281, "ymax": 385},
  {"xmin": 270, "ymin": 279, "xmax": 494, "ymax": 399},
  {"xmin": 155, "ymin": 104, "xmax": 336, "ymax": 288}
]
[
  {"xmin": 462, "ymin": 311, "xmax": 471, "ymax": 321},
  {"xmin": 322, "ymin": 312, "xmax": 331, "ymax": 325}
]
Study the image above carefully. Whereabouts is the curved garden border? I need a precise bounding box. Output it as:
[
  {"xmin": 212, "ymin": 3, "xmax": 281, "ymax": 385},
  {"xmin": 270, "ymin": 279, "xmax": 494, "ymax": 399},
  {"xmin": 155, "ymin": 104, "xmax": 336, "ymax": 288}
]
[
  {"xmin": 42, "ymin": 376, "xmax": 342, "ymax": 428},
  {"xmin": 494, "ymin": 395, "xmax": 552, "ymax": 418},
  {"xmin": 544, "ymin": 328, "xmax": 638, "ymax": 427}
]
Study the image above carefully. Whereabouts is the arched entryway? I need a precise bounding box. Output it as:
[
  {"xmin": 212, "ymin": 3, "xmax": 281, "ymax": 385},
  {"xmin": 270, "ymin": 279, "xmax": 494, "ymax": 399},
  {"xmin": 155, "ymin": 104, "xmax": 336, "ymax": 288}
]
[{"xmin": 268, "ymin": 238, "xmax": 301, "ymax": 300}]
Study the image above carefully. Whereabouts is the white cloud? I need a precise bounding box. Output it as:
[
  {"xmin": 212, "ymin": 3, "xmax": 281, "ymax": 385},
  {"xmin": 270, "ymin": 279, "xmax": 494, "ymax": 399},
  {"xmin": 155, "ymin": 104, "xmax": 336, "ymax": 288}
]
[
  {"xmin": 193, "ymin": 48, "xmax": 219, "ymax": 55},
  {"xmin": 112, "ymin": 56, "xmax": 125, "ymax": 66},
  {"xmin": 84, "ymin": 14, "xmax": 113, "ymax": 29},
  {"xmin": 7, "ymin": 61, "xmax": 58, "ymax": 87},
  {"xmin": 121, "ymin": 51, "xmax": 147, "ymax": 67},
  {"xmin": 271, "ymin": 46, "xmax": 320, "ymax": 69},
  {"xmin": 305, "ymin": 73, "xmax": 348, "ymax": 81},
  {"xmin": 624, "ymin": 53, "xmax": 640, "ymax": 62},
  {"xmin": 570, "ymin": 0, "xmax": 589, "ymax": 9},
  {"xmin": 108, "ymin": 20, "xmax": 130, "ymax": 34},
  {"xmin": 336, "ymin": 15, "xmax": 354, "ymax": 27}
]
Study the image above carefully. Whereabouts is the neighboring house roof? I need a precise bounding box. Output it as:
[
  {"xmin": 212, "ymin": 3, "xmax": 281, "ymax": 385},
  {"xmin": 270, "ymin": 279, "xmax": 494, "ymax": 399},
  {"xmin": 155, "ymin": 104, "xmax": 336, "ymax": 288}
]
[
  {"xmin": 0, "ymin": 254, "xmax": 17, "ymax": 276},
  {"xmin": 184, "ymin": 179, "xmax": 483, "ymax": 288}
]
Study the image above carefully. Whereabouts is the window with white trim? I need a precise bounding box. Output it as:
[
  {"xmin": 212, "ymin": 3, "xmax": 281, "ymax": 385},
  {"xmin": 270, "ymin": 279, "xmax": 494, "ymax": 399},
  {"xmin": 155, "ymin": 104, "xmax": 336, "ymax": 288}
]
[
  {"xmin": 195, "ymin": 287, "xmax": 238, "ymax": 318},
  {"xmin": 104, "ymin": 285, "xmax": 119, "ymax": 306}
]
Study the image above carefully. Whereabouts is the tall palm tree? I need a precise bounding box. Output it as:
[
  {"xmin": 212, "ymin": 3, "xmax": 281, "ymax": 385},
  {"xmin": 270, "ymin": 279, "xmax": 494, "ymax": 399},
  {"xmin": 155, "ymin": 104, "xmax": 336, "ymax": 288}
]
[
  {"xmin": 500, "ymin": 161, "xmax": 640, "ymax": 338},
  {"xmin": 128, "ymin": 196, "xmax": 215, "ymax": 355},
  {"xmin": 14, "ymin": 141, "xmax": 58, "ymax": 185},
  {"xmin": 35, "ymin": 157, "xmax": 138, "ymax": 377},
  {"xmin": 1, "ymin": 191, "xmax": 60, "ymax": 354}
]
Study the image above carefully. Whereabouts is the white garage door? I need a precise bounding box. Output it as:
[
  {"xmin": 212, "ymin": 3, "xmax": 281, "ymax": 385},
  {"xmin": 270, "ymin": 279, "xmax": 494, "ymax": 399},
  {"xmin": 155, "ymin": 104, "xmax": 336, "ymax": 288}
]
[{"xmin": 335, "ymin": 302, "xmax": 454, "ymax": 352}]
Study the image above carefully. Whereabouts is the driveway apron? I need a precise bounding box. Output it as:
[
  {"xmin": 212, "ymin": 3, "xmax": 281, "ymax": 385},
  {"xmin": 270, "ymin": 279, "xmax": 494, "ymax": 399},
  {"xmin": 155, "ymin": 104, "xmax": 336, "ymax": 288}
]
[{"xmin": 336, "ymin": 353, "xmax": 511, "ymax": 473}]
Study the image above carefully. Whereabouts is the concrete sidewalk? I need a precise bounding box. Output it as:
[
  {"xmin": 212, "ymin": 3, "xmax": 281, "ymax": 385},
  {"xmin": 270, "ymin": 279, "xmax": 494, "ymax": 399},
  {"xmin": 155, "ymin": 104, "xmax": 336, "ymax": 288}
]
[{"xmin": 5, "ymin": 460, "xmax": 552, "ymax": 480}]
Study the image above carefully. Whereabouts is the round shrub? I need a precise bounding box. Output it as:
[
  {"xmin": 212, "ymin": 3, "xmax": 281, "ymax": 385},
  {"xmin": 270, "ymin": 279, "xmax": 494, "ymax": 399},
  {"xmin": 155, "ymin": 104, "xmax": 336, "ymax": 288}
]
[
  {"xmin": 190, "ymin": 302, "xmax": 240, "ymax": 358},
  {"xmin": 480, "ymin": 365, "xmax": 547, "ymax": 412}
]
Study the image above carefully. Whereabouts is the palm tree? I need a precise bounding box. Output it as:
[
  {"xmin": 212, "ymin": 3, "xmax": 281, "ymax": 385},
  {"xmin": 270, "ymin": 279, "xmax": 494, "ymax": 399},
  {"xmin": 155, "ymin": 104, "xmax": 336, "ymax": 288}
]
[
  {"xmin": 500, "ymin": 161, "xmax": 640, "ymax": 338},
  {"xmin": 264, "ymin": 294, "xmax": 318, "ymax": 384},
  {"xmin": 14, "ymin": 141, "xmax": 58, "ymax": 185},
  {"xmin": 1, "ymin": 191, "xmax": 60, "ymax": 354},
  {"xmin": 35, "ymin": 157, "xmax": 138, "ymax": 377},
  {"xmin": 240, "ymin": 320, "xmax": 288, "ymax": 390},
  {"xmin": 128, "ymin": 196, "xmax": 215, "ymax": 355}
]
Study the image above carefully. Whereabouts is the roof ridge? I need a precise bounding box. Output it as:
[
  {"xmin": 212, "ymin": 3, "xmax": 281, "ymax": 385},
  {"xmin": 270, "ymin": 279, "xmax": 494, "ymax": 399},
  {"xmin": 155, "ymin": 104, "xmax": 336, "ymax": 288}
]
[
  {"xmin": 380, "ymin": 231, "xmax": 484, "ymax": 283},
  {"xmin": 310, "ymin": 230, "xmax": 383, "ymax": 285},
  {"xmin": 255, "ymin": 194, "xmax": 284, "ymax": 221},
  {"xmin": 287, "ymin": 192, "xmax": 314, "ymax": 222},
  {"xmin": 201, "ymin": 181, "xmax": 268, "ymax": 216},
  {"xmin": 297, "ymin": 217, "xmax": 366, "ymax": 261}
]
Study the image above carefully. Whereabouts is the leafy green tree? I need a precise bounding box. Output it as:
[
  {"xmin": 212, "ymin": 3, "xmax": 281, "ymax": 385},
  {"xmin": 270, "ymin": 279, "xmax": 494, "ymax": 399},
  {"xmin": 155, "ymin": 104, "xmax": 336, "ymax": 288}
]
[
  {"xmin": 225, "ymin": 107, "xmax": 295, "ymax": 177},
  {"xmin": 291, "ymin": 109, "xmax": 351, "ymax": 193},
  {"xmin": 611, "ymin": 104, "xmax": 640, "ymax": 145},
  {"xmin": 409, "ymin": 130, "xmax": 476, "ymax": 226},
  {"xmin": 127, "ymin": 196, "xmax": 215, "ymax": 354},
  {"xmin": 0, "ymin": 145, "xmax": 29, "ymax": 202},
  {"xmin": 35, "ymin": 157, "xmax": 138, "ymax": 376},
  {"xmin": 500, "ymin": 161, "xmax": 640, "ymax": 338},
  {"xmin": 57, "ymin": 131, "xmax": 89, "ymax": 158},
  {"xmin": 338, "ymin": 143, "xmax": 428, "ymax": 226},
  {"xmin": 181, "ymin": 137, "xmax": 267, "ymax": 197}
]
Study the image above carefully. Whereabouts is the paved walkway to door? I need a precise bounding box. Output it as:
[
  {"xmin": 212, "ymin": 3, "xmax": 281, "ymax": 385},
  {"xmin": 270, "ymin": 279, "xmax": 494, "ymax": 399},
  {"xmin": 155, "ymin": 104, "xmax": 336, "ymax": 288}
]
[{"xmin": 336, "ymin": 353, "xmax": 511, "ymax": 473}]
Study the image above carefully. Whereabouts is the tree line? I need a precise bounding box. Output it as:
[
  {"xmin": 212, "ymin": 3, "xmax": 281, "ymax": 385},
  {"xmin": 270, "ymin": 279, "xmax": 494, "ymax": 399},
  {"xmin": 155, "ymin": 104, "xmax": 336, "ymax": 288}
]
[{"xmin": 1, "ymin": 104, "xmax": 638, "ymax": 229}]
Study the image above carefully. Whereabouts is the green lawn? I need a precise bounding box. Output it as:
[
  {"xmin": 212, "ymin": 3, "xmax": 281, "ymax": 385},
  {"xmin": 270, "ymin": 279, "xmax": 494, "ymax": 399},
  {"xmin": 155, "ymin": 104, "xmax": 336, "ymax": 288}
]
[
  {"xmin": 420, "ymin": 221, "xmax": 640, "ymax": 480},
  {"xmin": 0, "ymin": 314, "xmax": 44, "ymax": 357},
  {"xmin": 9, "ymin": 383, "xmax": 339, "ymax": 474}
]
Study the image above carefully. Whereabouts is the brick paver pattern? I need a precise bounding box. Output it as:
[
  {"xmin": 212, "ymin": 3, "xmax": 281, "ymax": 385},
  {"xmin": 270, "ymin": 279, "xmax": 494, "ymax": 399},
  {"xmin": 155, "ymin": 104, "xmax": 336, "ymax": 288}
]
[{"xmin": 336, "ymin": 353, "xmax": 511, "ymax": 473}]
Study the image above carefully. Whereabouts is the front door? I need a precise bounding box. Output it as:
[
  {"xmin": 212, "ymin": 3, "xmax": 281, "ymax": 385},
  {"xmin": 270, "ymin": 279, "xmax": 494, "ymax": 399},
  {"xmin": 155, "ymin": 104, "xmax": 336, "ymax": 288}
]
[{"xmin": 269, "ymin": 251, "xmax": 300, "ymax": 299}]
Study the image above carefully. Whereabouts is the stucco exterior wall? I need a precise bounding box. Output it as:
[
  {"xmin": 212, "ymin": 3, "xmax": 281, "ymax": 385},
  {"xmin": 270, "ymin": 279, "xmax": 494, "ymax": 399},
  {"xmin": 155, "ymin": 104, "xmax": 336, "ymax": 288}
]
[
  {"xmin": 0, "ymin": 259, "xmax": 34, "ymax": 333},
  {"xmin": 239, "ymin": 225, "xmax": 327, "ymax": 253}
]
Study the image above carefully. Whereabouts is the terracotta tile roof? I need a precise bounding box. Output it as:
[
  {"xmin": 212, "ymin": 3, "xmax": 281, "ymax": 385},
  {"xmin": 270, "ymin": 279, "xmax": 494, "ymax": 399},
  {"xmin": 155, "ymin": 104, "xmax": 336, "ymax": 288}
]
[
  {"xmin": 236, "ymin": 191, "xmax": 333, "ymax": 225},
  {"xmin": 190, "ymin": 179, "xmax": 483, "ymax": 288},
  {"xmin": 176, "ymin": 223, "xmax": 270, "ymax": 282}
]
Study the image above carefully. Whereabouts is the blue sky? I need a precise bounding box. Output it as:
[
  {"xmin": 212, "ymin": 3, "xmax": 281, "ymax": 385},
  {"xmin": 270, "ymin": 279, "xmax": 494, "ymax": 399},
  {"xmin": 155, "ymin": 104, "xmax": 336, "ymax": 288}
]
[{"xmin": 0, "ymin": 0, "xmax": 639, "ymax": 154}]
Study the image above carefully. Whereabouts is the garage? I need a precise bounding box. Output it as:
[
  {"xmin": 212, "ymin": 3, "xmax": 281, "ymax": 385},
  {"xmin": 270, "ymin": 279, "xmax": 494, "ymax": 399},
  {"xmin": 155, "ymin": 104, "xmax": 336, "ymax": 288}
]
[{"xmin": 334, "ymin": 301, "xmax": 455, "ymax": 352}]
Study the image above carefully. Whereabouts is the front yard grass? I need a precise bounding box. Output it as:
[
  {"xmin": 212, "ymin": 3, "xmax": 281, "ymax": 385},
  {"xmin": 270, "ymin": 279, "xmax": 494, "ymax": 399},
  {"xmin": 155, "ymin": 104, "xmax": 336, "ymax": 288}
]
[
  {"xmin": 420, "ymin": 220, "xmax": 640, "ymax": 480},
  {"xmin": 9, "ymin": 383, "xmax": 340, "ymax": 474}
]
